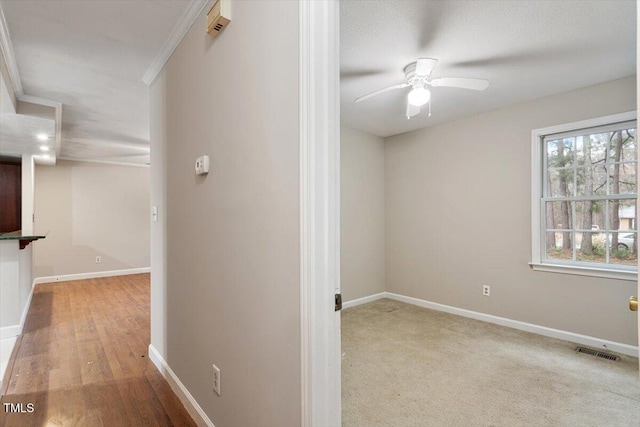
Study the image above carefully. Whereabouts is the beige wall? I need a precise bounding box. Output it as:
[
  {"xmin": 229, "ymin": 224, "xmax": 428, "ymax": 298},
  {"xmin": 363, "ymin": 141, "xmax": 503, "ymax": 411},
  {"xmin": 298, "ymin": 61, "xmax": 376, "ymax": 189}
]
[
  {"xmin": 385, "ymin": 76, "xmax": 638, "ymax": 345},
  {"xmin": 34, "ymin": 160, "xmax": 150, "ymax": 277},
  {"xmin": 341, "ymin": 127, "xmax": 385, "ymax": 301},
  {"xmin": 149, "ymin": 1, "xmax": 300, "ymax": 425}
]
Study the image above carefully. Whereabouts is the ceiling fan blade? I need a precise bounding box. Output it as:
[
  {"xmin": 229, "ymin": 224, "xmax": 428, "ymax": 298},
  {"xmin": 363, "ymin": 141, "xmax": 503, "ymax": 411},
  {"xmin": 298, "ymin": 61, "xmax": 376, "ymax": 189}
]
[
  {"xmin": 406, "ymin": 101, "xmax": 420, "ymax": 119},
  {"xmin": 355, "ymin": 83, "xmax": 409, "ymax": 103},
  {"xmin": 341, "ymin": 69, "xmax": 385, "ymax": 79},
  {"xmin": 415, "ymin": 58, "xmax": 438, "ymax": 77},
  {"xmin": 430, "ymin": 77, "xmax": 489, "ymax": 91}
]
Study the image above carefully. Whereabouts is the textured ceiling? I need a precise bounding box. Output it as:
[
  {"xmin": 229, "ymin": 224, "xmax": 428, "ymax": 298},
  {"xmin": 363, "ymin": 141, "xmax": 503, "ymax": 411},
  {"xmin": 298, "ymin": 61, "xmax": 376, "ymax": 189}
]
[
  {"xmin": 0, "ymin": 113, "xmax": 55, "ymax": 164},
  {"xmin": 340, "ymin": 0, "xmax": 637, "ymax": 137},
  {"xmin": 1, "ymin": 0, "xmax": 192, "ymax": 164}
]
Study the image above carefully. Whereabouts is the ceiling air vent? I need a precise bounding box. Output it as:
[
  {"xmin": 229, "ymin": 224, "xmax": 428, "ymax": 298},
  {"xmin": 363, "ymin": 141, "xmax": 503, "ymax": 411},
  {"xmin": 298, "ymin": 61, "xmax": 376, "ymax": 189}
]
[
  {"xmin": 207, "ymin": 0, "xmax": 231, "ymax": 37},
  {"xmin": 575, "ymin": 346, "xmax": 620, "ymax": 361}
]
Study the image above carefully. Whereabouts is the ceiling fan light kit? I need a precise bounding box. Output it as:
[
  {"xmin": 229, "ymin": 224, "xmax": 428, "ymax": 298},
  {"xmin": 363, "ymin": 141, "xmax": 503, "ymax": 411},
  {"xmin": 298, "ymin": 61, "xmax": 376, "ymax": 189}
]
[
  {"xmin": 407, "ymin": 86, "xmax": 430, "ymax": 107},
  {"xmin": 355, "ymin": 57, "xmax": 489, "ymax": 119}
]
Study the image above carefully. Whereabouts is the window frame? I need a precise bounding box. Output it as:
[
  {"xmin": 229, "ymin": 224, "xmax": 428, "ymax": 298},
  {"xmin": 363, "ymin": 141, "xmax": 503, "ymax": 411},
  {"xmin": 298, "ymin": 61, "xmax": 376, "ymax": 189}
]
[{"xmin": 530, "ymin": 111, "xmax": 638, "ymax": 281}]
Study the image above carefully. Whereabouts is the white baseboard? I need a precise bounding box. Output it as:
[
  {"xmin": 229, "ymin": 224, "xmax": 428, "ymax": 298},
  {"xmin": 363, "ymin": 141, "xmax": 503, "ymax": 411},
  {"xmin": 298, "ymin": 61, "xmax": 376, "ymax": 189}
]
[
  {"xmin": 19, "ymin": 285, "xmax": 34, "ymax": 331},
  {"xmin": 0, "ymin": 282, "xmax": 34, "ymax": 340},
  {"xmin": 33, "ymin": 267, "xmax": 151, "ymax": 285},
  {"xmin": 0, "ymin": 325, "xmax": 20, "ymax": 340},
  {"xmin": 343, "ymin": 292, "xmax": 386, "ymax": 309},
  {"xmin": 385, "ymin": 292, "xmax": 639, "ymax": 357},
  {"xmin": 1, "ymin": 336, "xmax": 18, "ymax": 396},
  {"xmin": 148, "ymin": 344, "xmax": 215, "ymax": 427}
]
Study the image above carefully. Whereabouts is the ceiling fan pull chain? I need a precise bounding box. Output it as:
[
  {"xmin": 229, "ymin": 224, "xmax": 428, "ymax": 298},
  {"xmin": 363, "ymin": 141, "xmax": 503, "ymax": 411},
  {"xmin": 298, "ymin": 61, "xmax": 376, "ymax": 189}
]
[{"xmin": 428, "ymin": 100, "xmax": 432, "ymax": 117}]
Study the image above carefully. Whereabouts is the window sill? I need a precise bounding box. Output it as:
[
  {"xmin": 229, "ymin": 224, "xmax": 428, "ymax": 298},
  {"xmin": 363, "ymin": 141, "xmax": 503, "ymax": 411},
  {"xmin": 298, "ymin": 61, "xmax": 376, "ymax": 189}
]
[{"xmin": 529, "ymin": 262, "xmax": 637, "ymax": 281}]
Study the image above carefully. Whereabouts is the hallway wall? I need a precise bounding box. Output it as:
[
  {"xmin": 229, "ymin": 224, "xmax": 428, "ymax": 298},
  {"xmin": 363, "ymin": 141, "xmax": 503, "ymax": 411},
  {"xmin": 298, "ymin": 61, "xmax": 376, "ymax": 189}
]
[{"xmin": 149, "ymin": 1, "xmax": 301, "ymax": 425}]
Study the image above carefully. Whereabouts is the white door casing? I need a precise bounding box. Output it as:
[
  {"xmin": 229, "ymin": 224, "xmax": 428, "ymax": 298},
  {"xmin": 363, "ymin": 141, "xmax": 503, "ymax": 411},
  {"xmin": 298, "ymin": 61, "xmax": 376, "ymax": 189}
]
[
  {"xmin": 636, "ymin": 0, "xmax": 639, "ymax": 375},
  {"xmin": 299, "ymin": 0, "xmax": 342, "ymax": 426}
]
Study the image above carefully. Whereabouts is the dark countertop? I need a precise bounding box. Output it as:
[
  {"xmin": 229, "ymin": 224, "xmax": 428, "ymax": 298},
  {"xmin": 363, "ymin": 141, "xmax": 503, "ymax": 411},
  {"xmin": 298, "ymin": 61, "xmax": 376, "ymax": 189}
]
[{"xmin": 0, "ymin": 230, "xmax": 48, "ymax": 240}]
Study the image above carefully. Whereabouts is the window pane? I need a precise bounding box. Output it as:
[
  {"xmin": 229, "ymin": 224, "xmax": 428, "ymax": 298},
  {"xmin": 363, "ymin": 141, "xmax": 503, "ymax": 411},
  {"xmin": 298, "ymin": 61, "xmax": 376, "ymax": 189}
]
[
  {"xmin": 547, "ymin": 138, "xmax": 574, "ymax": 169},
  {"xmin": 608, "ymin": 199, "xmax": 637, "ymax": 231},
  {"xmin": 545, "ymin": 201, "xmax": 573, "ymax": 229},
  {"xmin": 609, "ymin": 162, "xmax": 636, "ymax": 195},
  {"xmin": 576, "ymin": 166, "xmax": 608, "ymax": 197},
  {"xmin": 547, "ymin": 169, "xmax": 575, "ymax": 197},
  {"xmin": 609, "ymin": 231, "xmax": 637, "ymax": 266},
  {"xmin": 574, "ymin": 201, "xmax": 604, "ymax": 231},
  {"xmin": 580, "ymin": 133, "xmax": 608, "ymax": 164},
  {"xmin": 545, "ymin": 231, "xmax": 572, "ymax": 260},
  {"xmin": 611, "ymin": 128, "xmax": 637, "ymax": 162},
  {"xmin": 594, "ymin": 165, "xmax": 608, "ymax": 195},
  {"xmin": 620, "ymin": 129, "xmax": 636, "ymax": 162},
  {"xmin": 576, "ymin": 231, "xmax": 606, "ymax": 263}
]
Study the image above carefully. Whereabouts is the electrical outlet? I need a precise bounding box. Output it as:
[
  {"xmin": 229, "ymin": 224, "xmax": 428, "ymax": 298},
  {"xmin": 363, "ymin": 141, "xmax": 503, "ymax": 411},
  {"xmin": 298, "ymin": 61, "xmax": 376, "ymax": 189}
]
[
  {"xmin": 95, "ymin": 256, "xmax": 101, "ymax": 264},
  {"xmin": 212, "ymin": 364, "xmax": 221, "ymax": 395},
  {"xmin": 483, "ymin": 285, "xmax": 490, "ymax": 297}
]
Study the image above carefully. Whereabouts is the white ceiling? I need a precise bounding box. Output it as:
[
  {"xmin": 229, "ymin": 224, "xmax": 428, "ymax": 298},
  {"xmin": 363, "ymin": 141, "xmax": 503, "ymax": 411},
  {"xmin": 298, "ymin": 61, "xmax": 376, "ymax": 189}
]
[
  {"xmin": 0, "ymin": 113, "xmax": 55, "ymax": 164},
  {"xmin": 1, "ymin": 0, "xmax": 193, "ymax": 164},
  {"xmin": 340, "ymin": 0, "xmax": 637, "ymax": 138}
]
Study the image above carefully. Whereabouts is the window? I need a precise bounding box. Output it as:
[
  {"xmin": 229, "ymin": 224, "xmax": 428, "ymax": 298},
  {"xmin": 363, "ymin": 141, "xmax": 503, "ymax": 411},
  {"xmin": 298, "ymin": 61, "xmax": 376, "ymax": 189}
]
[{"xmin": 531, "ymin": 112, "xmax": 637, "ymax": 280}]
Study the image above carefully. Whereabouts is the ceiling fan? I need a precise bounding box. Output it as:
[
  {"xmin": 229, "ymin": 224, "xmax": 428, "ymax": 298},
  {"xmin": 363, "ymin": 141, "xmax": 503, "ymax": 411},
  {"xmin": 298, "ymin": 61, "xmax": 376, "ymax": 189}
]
[{"xmin": 355, "ymin": 58, "xmax": 489, "ymax": 119}]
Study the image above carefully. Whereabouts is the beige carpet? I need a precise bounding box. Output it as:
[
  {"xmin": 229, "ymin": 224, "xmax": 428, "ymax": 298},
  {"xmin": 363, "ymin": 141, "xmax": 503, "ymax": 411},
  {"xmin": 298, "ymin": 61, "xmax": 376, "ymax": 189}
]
[{"xmin": 342, "ymin": 298, "xmax": 640, "ymax": 427}]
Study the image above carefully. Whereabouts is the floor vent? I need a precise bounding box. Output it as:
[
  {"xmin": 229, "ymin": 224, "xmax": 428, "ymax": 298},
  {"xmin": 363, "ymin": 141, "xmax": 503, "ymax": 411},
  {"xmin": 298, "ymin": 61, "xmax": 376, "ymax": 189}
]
[{"xmin": 575, "ymin": 346, "xmax": 620, "ymax": 361}]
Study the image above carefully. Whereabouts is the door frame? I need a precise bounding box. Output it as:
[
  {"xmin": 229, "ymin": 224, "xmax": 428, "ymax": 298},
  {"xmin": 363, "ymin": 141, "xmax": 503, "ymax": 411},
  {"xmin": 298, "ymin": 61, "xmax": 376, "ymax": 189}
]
[
  {"xmin": 636, "ymin": 2, "xmax": 639, "ymax": 375},
  {"xmin": 299, "ymin": 0, "xmax": 342, "ymax": 425}
]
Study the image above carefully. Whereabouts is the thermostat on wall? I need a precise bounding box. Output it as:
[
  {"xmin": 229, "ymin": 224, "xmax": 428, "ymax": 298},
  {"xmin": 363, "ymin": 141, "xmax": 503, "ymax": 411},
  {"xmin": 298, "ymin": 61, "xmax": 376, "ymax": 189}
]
[{"xmin": 195, "ymin": 155, "xmax": 210, "ymax": 175}]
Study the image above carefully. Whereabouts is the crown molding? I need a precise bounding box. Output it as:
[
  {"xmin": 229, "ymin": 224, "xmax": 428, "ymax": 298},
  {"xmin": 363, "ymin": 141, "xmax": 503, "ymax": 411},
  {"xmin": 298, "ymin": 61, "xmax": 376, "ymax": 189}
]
[
  {"xmin": 0, "ymin": 2, "xmax": 23, "ymax": 97},
  {"xmin": 142, "ymin": 0, "xmax": 211, "ymax": 86},
  {"xmin": 18, "ymin": 94, "xmax": 61, "ymax": 109}
]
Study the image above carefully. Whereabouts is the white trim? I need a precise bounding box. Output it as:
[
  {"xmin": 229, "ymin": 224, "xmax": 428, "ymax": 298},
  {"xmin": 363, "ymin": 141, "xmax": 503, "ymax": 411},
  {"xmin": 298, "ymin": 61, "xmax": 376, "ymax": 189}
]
[
  {"xmin": 0, "ymin": 69, "xmax": 15, "ymax": 114},
  {"xmin": 142, "ymin": 0, "xmax": 211, "ymax": 85},
  {"xmin": 532, "ymin": 111, "xmax": 637, "ymax": 140},
  {"xmin": 0, "ymin": 277, "xmax": 34, "ymax": 339},
  {"xmin": 57, "ymin": 156, "xmax": 150, "ymax": 168},
  {"xmin": 17, "ymin": 94, "xmax": 60, "ymax": 109},
  {"xmin": 342, "ymin": 292, "xmax": 386, "ymax": 309},
  {"xmin": 385, "ymin": 292, "xmax": 639, "ymax": 357},
  {"xmin": 530, "ymin": 110, "xmax": 638, "ymax": 278},
  {"xmin": 18, "ymin": 283, "xmax": 34, "ymax": 330},
  {"xmin": 636, "ymin": 0, "xmax": 640, "ymax": 372},
  {"xmin": 33, "ymin": 267, "xmax": 150, "ymax": 285},
  {"xmin": 0, "ymin": 325, "xmax": 20, "ymax": 340},
  {"xmin": 0, "ymin": 3, "xmax": 23, "ymax": 97},
  {"xmin": 148, "ymin": 344, "xmax": 215, "ymax": 427},
  {"xmin": 0, "ymin": 336, "xmax": 18, "ymax": 396},
  {"xmin": 299, "ymin": 1, "xmax": 341, "ymax": 425},
  {"xmin": 299, "ymin": 0, "xmax": 310, "ymax": 418},
  {"xmin": 529, "ymin": 262, "xmax": 636, "ymax": 281},
  {"xmin": 531, "ymin": 124, "xmax": 543, "ymax": 266}
]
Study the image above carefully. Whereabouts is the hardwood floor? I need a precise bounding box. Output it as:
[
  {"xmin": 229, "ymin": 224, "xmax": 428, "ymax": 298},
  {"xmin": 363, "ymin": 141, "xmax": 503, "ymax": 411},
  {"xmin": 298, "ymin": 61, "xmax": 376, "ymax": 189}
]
[{"xmin": 0, "ymin": 274, "xmax": 196, "ymax": 426}]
